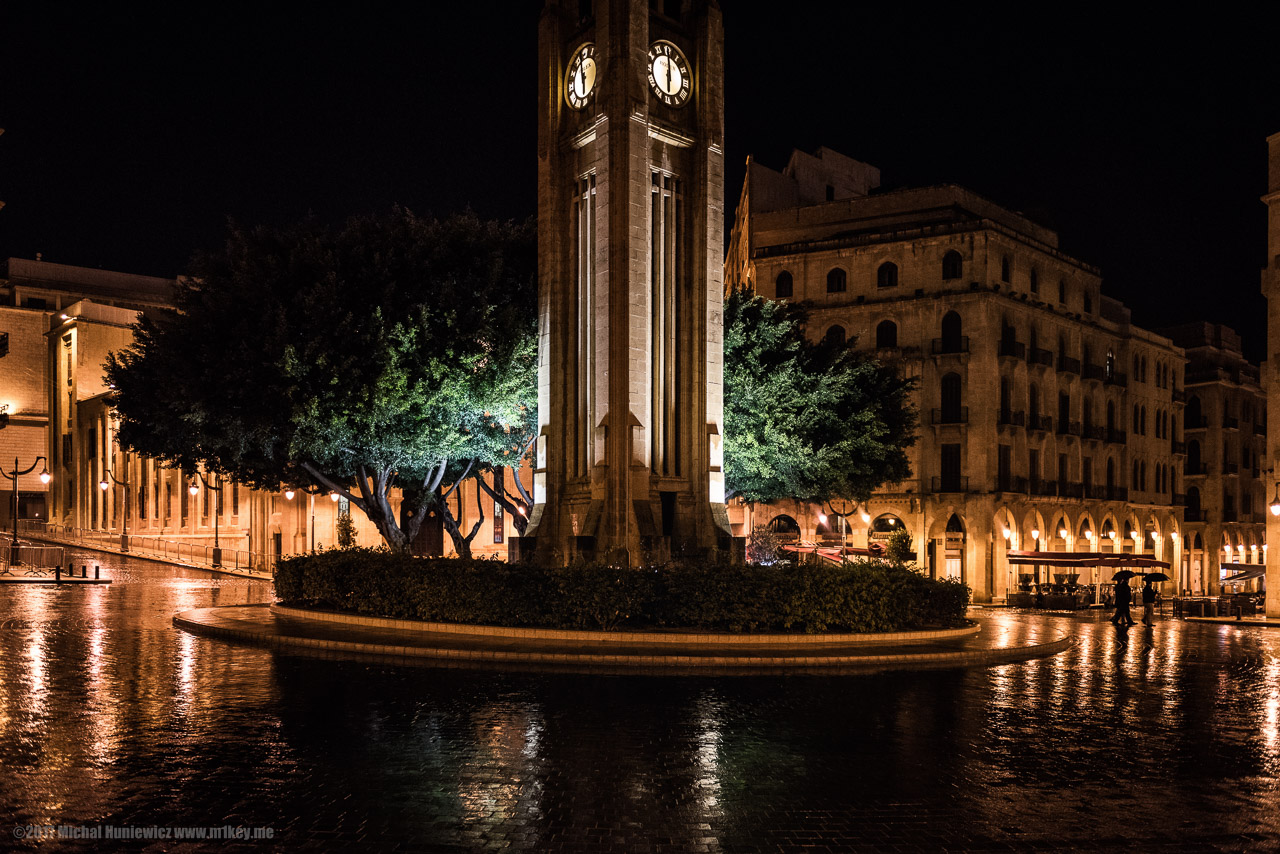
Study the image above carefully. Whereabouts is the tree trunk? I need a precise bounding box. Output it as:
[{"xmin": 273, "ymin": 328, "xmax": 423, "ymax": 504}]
[
  {"xmin": 437, "ymin": 468, "xmax": 485, "ymax": 559},
  {"xmin": 476, "ymin": 465, "xmax": 530, "ymax": 536}
]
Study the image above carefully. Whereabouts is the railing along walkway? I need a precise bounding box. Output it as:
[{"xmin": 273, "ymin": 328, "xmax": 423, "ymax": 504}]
[{"xmin": 18, "ymin": 522, "xmax": 275, "ymax": 576}]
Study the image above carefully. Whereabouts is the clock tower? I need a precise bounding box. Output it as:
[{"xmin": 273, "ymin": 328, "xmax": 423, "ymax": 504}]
[{"xmin": 521, "ymin": 0, "xmax": 736, "ymax": 565}]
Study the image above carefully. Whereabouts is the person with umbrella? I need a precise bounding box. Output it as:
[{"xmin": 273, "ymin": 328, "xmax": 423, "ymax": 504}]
[
  {"xmin": 1141, "ymin": 573, "xmax": 1168, "ymax": 626},
  {"xmin": 1111, "ymin": 571, "xmax": 1137, "ymax": 626}
]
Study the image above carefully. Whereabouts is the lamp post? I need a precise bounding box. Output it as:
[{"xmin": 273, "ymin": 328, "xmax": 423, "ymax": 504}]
[
  {"xmin": 98, "ymin": 461, "xmax": 131, "ymax": 551},
  {"xmin": 826, "ymin": 498, "xmax": 858, "ymax": 559},
  {"xmin": 285, "ymin": 487, "xmax": 319, "ymax": 553},
  {"xmin": 1269, "ymin": 481, "xmax": 1280, "ymax": 517},
  {"xmin": 4, "ymin": 456, "xmax": 51, "ymax": 561},
  {"xmin": 189, "ymin": 471, "xmax": 223, "ymax": 566}
]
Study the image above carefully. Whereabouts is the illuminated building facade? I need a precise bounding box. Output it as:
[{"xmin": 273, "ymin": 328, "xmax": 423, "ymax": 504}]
[
  {"xmin": 726, "ymin": 149, "xmax": 1189, "ymax": 602},
  {"xmin": 1264, "ymin": 130, "xmax": 1280, "ymax": 618}
]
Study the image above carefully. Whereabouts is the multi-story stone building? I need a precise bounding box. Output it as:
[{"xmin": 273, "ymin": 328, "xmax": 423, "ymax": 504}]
[
  {"xmin": 725, "ymin": 148, "xmax": 1188, "ymax": 602},
  {"xmin": 1159, "ymin": 323, "xmax": 1267, "ymax": 594},
  {"xmin": 1263, "ymin": 131, "xmax": 1280, "ymax": 619}
]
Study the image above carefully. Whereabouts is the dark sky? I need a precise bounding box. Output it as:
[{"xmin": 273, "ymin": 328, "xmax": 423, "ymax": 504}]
[{"xmin": 2, "ymin": 3, "xmax": 1274, "ymax": 357}]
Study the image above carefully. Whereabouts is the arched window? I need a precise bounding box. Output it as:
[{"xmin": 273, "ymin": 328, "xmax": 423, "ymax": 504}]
[
  {"xmin": 1187, "ymin": 440, "xmax": 1202, "ymax": 474},
  {"xmin": 1105, "ymin": 348, "xmax": 1115, "ymax": 380},
  {"xmin": 1187, "ymin": 488, "xmax": 1202, "ymax": 514},
  {"xmin": 1140, "ymin": 406, "xmax": 1146, "ymax": 436},
  {"xmin": 940, "ymin": 311, "xmax": 963, "ymax": 352},
  {"xmin": 765, "ymin": 514, "xmax": 801, "ymax": 541},
  {"xmin": 946, "ymin": 513, "xmax": 965, "ymax": 533},
  {"xmin": 942, "ymin": 250, "xmax": 963, "ymax": 280},
  {"xmin": 826, "ymin": 268, "xmax": 847, "ymax": 293},
  {"xmin": 1001, "ymin": 255, "xmax": 1011, "ymax": 283},
  {"xmin": 1106, "ymin": 400, "xmax": 1115, "ymax": 432},
  {"xmin": 1028, "ymin": 383, "xmax": 1041, "ymax": 423},
  {"xmin": 875, "ymin": 319, "xmax": 897, "ymax": 349},
  {"xmin": 872, "ymin": 514, "xmax": 905, "ymax": 534},
  {"xmin": 1058, "ymin": 279, "xmax": 1067, "ymax": 303},
  {"xmin": 824, "ymin": 325, "xmax": 846, "ymax": 346},
  {"xmin": 1106, "ymin": 458, "xmax": 1115, "ymax": 490},
  {"xmin": 1140, "ymin": 461, "xmax": 1146, "ymax": 491},
  {"xmin": 1132, "ymin": 354, "xmax": 1140, "ymax": 379},
  {"xmin": 941, "ymin": 372, "xmax": 963, "ymax": 422},
  {"xmin": 1133, "ymin": 404, "xmax": 1141, "ymax": 434},
  {"xmin": 877, "ymin": 262, "xmax": 898, "ymax": 288},
  {"xmin": 775, "ymin": 270, "xmax": 793, "ymax": 299},
  {"xmin": 1083, "ymin": 291, "xmax": 1093, "ymax": 313},
  {"xmin": 1132, "ymin": 460, "xmax": 1140, "ymax": 490},
  {"xmin": 1030, "ymin": 267, "xmax": 1039, "ymax": 293}
]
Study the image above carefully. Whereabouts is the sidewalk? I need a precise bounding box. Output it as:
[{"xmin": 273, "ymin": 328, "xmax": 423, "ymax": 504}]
[
  {"xmin": 174, "ymin": 604, "xmax": 1074, "ymax": 673},
  {"xmin": 20, "ymin": 534, "xmax": 274, "ymax": 582}
]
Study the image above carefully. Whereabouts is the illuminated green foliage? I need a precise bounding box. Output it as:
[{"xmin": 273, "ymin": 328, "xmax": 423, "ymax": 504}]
[
  {"xmin": 722, "ymin": 288, "xmax": 916, "ymax": 504},
  {"xmin": 106, "ymin": 209, "xmax": 535, "ymax": 554}
]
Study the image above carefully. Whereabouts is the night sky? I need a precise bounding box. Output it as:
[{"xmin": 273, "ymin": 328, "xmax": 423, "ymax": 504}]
[{"xmin": 2, "ymin": 4, "xmax": 1274, "ymax": 357}]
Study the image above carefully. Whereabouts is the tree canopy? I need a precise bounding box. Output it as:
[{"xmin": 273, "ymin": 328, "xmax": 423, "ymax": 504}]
[
  {"xmin": 722, "ymin": 288, "xmax": 916, "ymax": 504},
  {"xmin": 105, "ymin": 209, "xmax": 536, "ymax": 553}
]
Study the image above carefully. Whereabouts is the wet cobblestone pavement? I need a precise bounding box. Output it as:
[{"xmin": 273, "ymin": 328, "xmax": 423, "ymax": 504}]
[{"xmin": 3, "ymin": 552, "xmax": 1280, "ymax": 852}]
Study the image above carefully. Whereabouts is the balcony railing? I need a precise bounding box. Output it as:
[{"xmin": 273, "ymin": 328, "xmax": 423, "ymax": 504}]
[
  {"xmin": 931, "ymin": 407, "xmax": 969, "ymax": 425},
  {"xmin": 1185, "ymin": 415, "xmax": 1208, "ymax": 430},
  {"xmin": 997, "ymin": 475, "xmax": 1029, "ymax": 494},
  {"xmin": 1223, "ymin": 415, "xmax": 1239, "ymax": 430},
  {"xmin": 1027, "ymin": 414, "xmax": 1052, "ymax": 432},
  {"xmin": 1083, "ymin": 424, "xmax": 1105, "ymax": 441},
  {"xmin": 1106, "ymin": 428, "xmax": 1126, "ymax": 444},
  {"xmin": 1057, "ymin": 420, "xmax": 1081, "ymax": 437},
  {"xmin": 1028, "ymin": 347, "xmax": 1053, "ymax": 367},
  {"xmin": 1031, "ymin": 479, "xmax": 1058, "ymax": 497},
  {"xmin": 997, "ymin": 339, "xmax": 1026, "ymax": 359},
  {"xmin": 1185, "ymin": 462, "xmax": 1208, "ymax": 476},
  {"xmin": 1061, "ymin": 482, "xmax": 1085, "ymax": 499},
  {"xmin": 1172, "ymin": 388, "xmax": 1186, "ymax": 403},
  {"xmin": 1085, "ymin": 484, "xmax": 1107, "ymax": 500},
  {"xmin": 1184, "ymin": 508, "xmax": 1203, "ymax": 522},
  {"xmin": 1105, "ymin": 485, "xmax": 1128, "ymax": 501},
  {"xmin": 998, "ymin": 408, "xmax": 1025, "ymax": 427},
  {"xmin": 1222, "ymin": 509, "xmax": 1238, "ymax": 523},
  {"xmin": 1223, "ymin": 462, "xmax": 1239, "ymax": 475},
  {"xmin": 1254, "ymin": 422, "xmax": 1266, "ymax": 435},
  {"xmin": 1171, "ymin": 440, "xmax": 1187, "ymax": 455},
  {"xmin": 931, "ymin": 476, "xmax": 969, "ymax": 493},
  {"xmin": 1057, "ymin": 355, "xmax": 1081, "ymax": 375},
  {"xmin": 931, "ymin": 336, "xmax": 970, "ymax": 355},
  {"xmin": 1083, "ymin": 363, "xmax": 1105, "ymax": 381},
  {"xmin": 1173, "ymin": 493, "xmax": 1187, "ymax": 506},
  {"xmin": 1104, "ymin": 372, "xmax": 1128, "ymax": 388}
]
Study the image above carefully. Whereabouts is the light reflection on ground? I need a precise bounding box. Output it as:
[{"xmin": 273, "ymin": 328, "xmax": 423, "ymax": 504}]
[{"xmin": 2, "ymin": 550, "xmax": 1279, "ymax": 851}]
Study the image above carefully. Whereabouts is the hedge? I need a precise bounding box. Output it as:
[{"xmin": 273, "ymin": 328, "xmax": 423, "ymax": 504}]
[{"xmin": 274, "ymin": 549, "xmax": 971, "ymax": 633}]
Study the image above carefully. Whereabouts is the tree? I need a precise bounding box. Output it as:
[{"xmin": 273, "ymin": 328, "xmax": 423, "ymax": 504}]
[
  {"xmin": 106, "ymin": 209, "xmax": 537, "ymax": 555},
  {"xmin": 722, "ymin": 288, "xmax": 916, "ymax": 504}
]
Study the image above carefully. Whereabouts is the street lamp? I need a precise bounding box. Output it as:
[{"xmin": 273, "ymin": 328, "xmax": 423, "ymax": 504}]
[
  {"xmin": 98, "ymin": 463, "xmax": 131, "ymax": 551},
  {"xmin": 826, "ymin": 498, "xmax": 859, "ymax": 558},
  {"xmin": 285, "ymin": 486, "xmax": 320, "ymax": 552},
  {"xmin": 3, "ymin": 456, "xmax": 51, "ymax": 561},
  {"xmin": 1269, "ymin": 481, "xmax": 1280, "ymax": 516},
  {"xmin": 189, "ymin": 471, "xmax": 224, "ymax": 566}
]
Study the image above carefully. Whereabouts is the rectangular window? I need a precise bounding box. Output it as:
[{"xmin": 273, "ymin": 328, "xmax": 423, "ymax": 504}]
[
  {"xmin": 181, "ymin": 481, "xmax": 189, "ymax": 520},
  {"xmin": 1029, "ymin": 449, "xmax": 1040, "ymax": 489},
  {"xmin": 940, "ymin": 444, "xmax": 961, "ymax": 492},
  {"xmin": 572, "ymin": 174, "xmax": 597, "ymax": 477},
  {"xmin": 997, "ymin": 445, "xmax": 1011, "ymax": 492},
  {"xmin": 1058, "ymin": 453, "xmax": 1068, "ymax": 485},
  {"xmin": 232, "ymin": 482, "xmax": 240, "ymax": 516},
  {"xmin": 1082, "ymin": 456, "xmax": 1093, "ymax": 489},
  {"xmin": 651, "ymin": 170, "xmax": 682, "ymax": 477},
  {"xmin": 493, "ymin": 469, "xmax": 505, "ymax": 544},
  {"xmin": 87, "ymin": 428, "xmax": 97, "ymax": 459}
]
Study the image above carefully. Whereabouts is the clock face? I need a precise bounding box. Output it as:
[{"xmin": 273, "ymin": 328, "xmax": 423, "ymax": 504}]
[
  {"xmin": 566, "ymin": 43, "xmax": 597, "ymax": 110},
  {"xmin": 647, "ymin": 41, "xmax": 691, "ymax": 107}
]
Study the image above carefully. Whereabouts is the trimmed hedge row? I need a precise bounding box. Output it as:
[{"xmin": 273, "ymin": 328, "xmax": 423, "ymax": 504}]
[{"xmin": 274, "ymin": 549, "xmax": 970, "ymax": 633}]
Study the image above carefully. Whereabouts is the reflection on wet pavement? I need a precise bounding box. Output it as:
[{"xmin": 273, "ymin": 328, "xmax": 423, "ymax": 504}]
[{"xmin": 2, "ymin": 551, "xmax": 1279, "ymax": 851}]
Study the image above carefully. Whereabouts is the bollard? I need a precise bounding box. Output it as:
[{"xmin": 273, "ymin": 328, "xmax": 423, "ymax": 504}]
[{"xmin": 95, "ymin": 565, "xmax": 100, "ymax": 579}]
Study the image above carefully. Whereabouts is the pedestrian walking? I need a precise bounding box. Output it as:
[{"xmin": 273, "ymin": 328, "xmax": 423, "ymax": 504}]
[
  {"xmin": 1111, "ymin": 579, "xmax": 1135, "ymax": 626},
  {"xmin": 1141, "ymin": 577, "xmax": 1157, "ymax": 626}
]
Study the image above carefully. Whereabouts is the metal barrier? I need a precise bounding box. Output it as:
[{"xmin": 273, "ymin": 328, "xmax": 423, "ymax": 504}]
[
  {"xmin": 1, "ymin": 540, "xmax": 67, "ymax": 576},
  {"xmin": 17, "ymin": 522, "xmax": 276, "ymax": 574}
]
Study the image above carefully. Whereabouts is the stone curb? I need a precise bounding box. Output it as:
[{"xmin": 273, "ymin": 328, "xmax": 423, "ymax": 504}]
[
  {"xmin": 269, "ymin": 603, "xmax": 981, "ymax": 646},
  {"xmin": 1184, "ymin": 616, "xmax": 1279, "ymax": 628},
  {"xmin": 174, "ymin": 605, "xmax": 1074, "ymax": 671}
]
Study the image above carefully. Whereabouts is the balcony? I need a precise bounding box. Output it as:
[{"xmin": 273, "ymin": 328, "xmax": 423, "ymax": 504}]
[
  {"xmin": 1171, "ymin": 440, "xmax": 1187, "ymax": 455},
  {"xmin": 1105, "ymin": 485, "xmax": 1128, "ymax": 501},
  {"xmin": 1223, "ymin": 462, "xmax": 1239, "ymax": 475},
  {"xmin": 1061, "ymin": 481, "xmax": 1085, "ymax": 499},
  {"xmin": 1057, "ymin": 419, "xmax": 1081, "ymax": 437},
  {"xmin": 931, "ymin": 336, "xmax": 970, "ymax": 355},
  {"xmin": 1030, "ymin": 479, "xmax": 1058, "ymax": 497},
  {"xmin": 1185, "ymin": 415, "xmax": 1208, "ymax": 430},
  {"xmin": 1254, "ymin": 422, "xmax": 1266, "ymax": 436},
  {"xmin": 1083, "ymin": 424, "xmax": 1105, "ymax": 441},
  {"xmin": 931, "ymin": 407, "xmax": 969, "ymax": 425},
  {"xmin": 997, "ymin": 339, "xmax": 1026, "ymax": 360},
  {"xmin": 997, "ymin": 408, "xmax": 1025, "ymax": 427},
  {"xmin": 1085, "ymin": 484, "xmax": 1107, "ymax": 500},
  {"xmin": 1172, "ymin": 493, "xmax": 1187, "ymax": 506},
  {"xmin": 1172, "ymin": 387, "xmax": 1186, "ymax": 403},
  {"xmin": 1222, "ymin": 509, "xmax": 1238, "ymax": 523},
  {"xmin": 1083, "ymin": 363, "xmax": 1105, "ymax": 382},
  {"xmin": 1104, "ymin": 372, "xmax": 1128, "ymax": 388},
  {"xmin": 1184, "ymin": 462, "xmax": 1208, "ymax": 476},
  {"xmin": 996, "ymin": 475, "xmax": 1029, "ymax": 494},
  {"xmin": 1106, "ymin": 428, "xmax": 1126, "ymax": 444},
  {"xmin": 1027, "ymin": 414, "xmax": 1052, "ymax": 432},
  {"xmin": 1223, "ymin": 415, "xmax": 1239, "ymax": 430},
  {"xmin": 931, "ymin": 476, "xmax": 969, "ymax": 493},
  {"xmin": 1030, "ymin": 347, "xmax": 1054, "ymax": 367},
  {"xmin": 1184, "ymin": 508, "xmax": 1204, "ymax": 522},
  {"xmin": 1057, "ymin": 355, "xmax": 1081, "ymax": 375}
]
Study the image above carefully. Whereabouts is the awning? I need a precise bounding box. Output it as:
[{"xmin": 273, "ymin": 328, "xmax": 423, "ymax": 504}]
[
  {"xmin": 1006, "ymin": 550, "xmax": 1170, "ymax": 570},
  {"xmin": 1220, "ymin": 567, "xmax": 1265, "ymax": 584}
]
